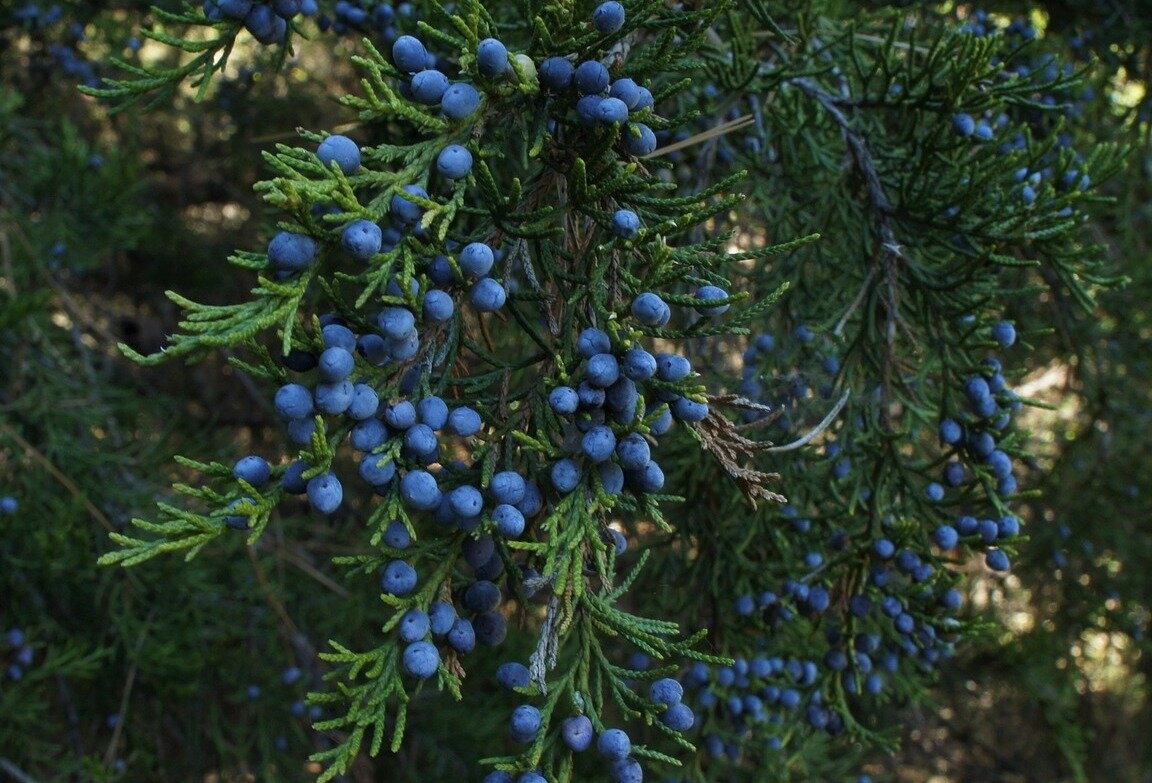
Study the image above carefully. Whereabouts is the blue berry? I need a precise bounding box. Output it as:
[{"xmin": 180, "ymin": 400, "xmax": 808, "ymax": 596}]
[
  {"xmin": 421, "ymin": 289, "xmax": 451, "ymax": 322},
  {"xmin": 992, "ymin": 320, "xmax": 1016, "ymax": 347},
  {"xmin": 469, "ymin": 277, "xmax": 507, "ymax": 311},
  {"xmin": 350, "ymin": 419, "xmax": 388, "ymax": 452},
  {"xmin": 410, "ymin": 69, "xmax": 449, "ymax": 104},
  {"xmin": 447, "ymin": 617, "xmax": 476, "ymax": 653},
  {"xmin": 561, "ymin": 715, "xmax": 594, "ymax": 751},
  {"xmin": 609, "ymin": 78, "xmax": 642, "ymax": 109},
  {"xmin": 392, "ymin": 35, "xmax": 427, "ymax": 73},
  {"xmin": 245, "ymin": 5, "xmax": 287, "ymax": 44},
  {"xmin": 402, "ymin": 640, "xmax": 439, "ymax": 678},
  {"xmin": 496, "ymin": 661, "xmax": 530, "ymax": 690},
  {"xmin": 597, "ymin": 97, "xmax": 629, "ymax": 124},
  {"xmin": 403, "ymin": 423, "xmax": 440, "ymax": 462},
  {"xmin": 612, "ymin": 209, "xmax": 640, "ymax": 239},
  {"xmin": 398, "ymin": 609, "xmax": 431, "ymax": 642},
  {"xmin": 459, "ymin": 242, "xmax": 495, "ymax": 277},
  {"xmin": 489, "ymin": 471, "xmax": 526, "ymax": 505},
  {"xmin": 400, "ymin": 470, "xmax": 442, "ymax": 510},
  {"xmin": 592, "ymin": 1, "xmax": 625, "ymax": 33},
  {"xmin": 933, "ymin": 524, "xmax": 959, "ymax": 550},
  {"xmin": 577, "ymin": 328, "xmax": 611, "ymax": 357},
  {"xmin": 598, "ymin": 728, "xmax": 632, "ymax": 760},
  {"xmin": 935, "ymin": 419, "xmax": 963, "ymax": 444},
  {"xmin": 342, "ymin": 219, "xmax": 383, "ymax": 259},
  {"xmin": 610, "ymin": 758, "xmax": 643, "ymax": 783},
  {"xmin": 281, "ymin": 460, "xmax": 309, "ymax": 494},
  {"xmin": 582, "ymin": 425, "xmax": 617, "ymax": 462},
  {"xmin": 476, "ymin": 38, "xmax": 510, "ymax": 77},
  {"xmin": 447, "ymin": 406, "xmax": 483, "ymax": 436},
  {"xmin": 549, "ymin": 386, "xmax": 579, "ymax": 414},
  {"xmin": 661, "ymin": 702, "xmax": 695, "ymax": 731},
  {"xmin": 694, "ymin": 285, "xmax": 730, "ymax": 316},
  {"xmin": 317, "ymin": 346, "xmax": 355, "ymax": 382},
  {"xmin": 621, "ymin": 347, "xmax": 656, "ymax": 380},
  {"xmin": 267, "ymin": 231, "xmax": 316, "ymax": 271},
  {"xmin": 671, "ymin": 396, "xmax": 709, "ymax": 422},
  {"xmin": 381, "ymin": 559, "xmax": 418, "ymax": 595},
  {"xmin": 391, "ymin": 184, "xmax": 429, "ymax": 226},
  {"xmin": 383, "ymin": 520, "xmax": 411, "ymax": 548},
  {"xmin": 449, "ymin": 484, "xmax": 484, "ymax": 518},
  {"xmin": 441, "ymin": 82, "xmax": 481, "ymax": 120},
  {"xmin": 623, "ymin": 123, "xmax": 657, "ymax": 155},
  {"xmin": 586, "ymin": 353, "xmax": 620, "ymax": 387},
  {"xmin": 551, "ymin": 458, "xmax": 581, "ymax": 493},
  {"xmin": 649, "ymin": 677, "xmax": 683, "ymax": 707},
  {"xmin": 306, "ymin": 473, "xmax": 342, "ymax": 514},
  {"xmin": 233, "ymin": 455, "xmax": 271, "ymax": 486},
  {"xmin": 631, "ymin": 292, "xmax": 670, "ymax": 326},
  {"xmin": 428, "ymin": 600, "xmax": 457, "ymax": 636},
  {"xmin": 224, "ymin": 497, "xmax": 255, "ymax": 529},
  {"xmin": 539, "ymin": 56, "xmax": 574, "ymax": 91},
  {"xmin": 510, "ymin": 704, "xmax": 542, "ymax": 742},
  {"xmin": 656, "ymin": 353, "xmax": 691, "ymax": 381},
  {"xmin": 314, "ymin": 380, "xmax": 354, "ymax": 415},
  {"xmin": 464, "ymin": 580, "xmax": 502, "ymax": 613},
  {"xmin": 437, "ymin": 144, "xmax": 473, "ymax": 180},
  {"xmin": 317, "ymin": 134, "xmax": 361, "ymax": 174},
  {"xmin": 275, "ymin": 383, "xmax": 314, "ymax": 419},
  {"xmin": 574, "ymin": 60, "xmax": 610, "ymax": 95},
  {"xmin": 418, "ymin": 396, "xmax": 450, "ymax": 429},
  {"xmin": 985, "ymin": 548, "xmax": 1011, "ymax": 572},
  {"xmin": 952, "ymin": 113, "xmax": 976, "ymax": 136},
  {"xmin": 384, "ymin": 400, "xmax": 418, "ymax": 430}
]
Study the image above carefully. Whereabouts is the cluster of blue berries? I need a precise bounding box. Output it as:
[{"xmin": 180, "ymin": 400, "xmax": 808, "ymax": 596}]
[
  {"xmin": 951, "ymin": 10, "xmax": 1098, "ymax": 209},
  {"xmin": 736, "ymin": 325, "xmax": 841, "ymax": 436},
  {"xmin": 2, "ymin": 628, "xmax": 35, "ymax": 683},
  {"xmin": 0, "ymin": 495, "xmax": 17, "ymax": 514},
  {"xmin": 202, "ymin": 0, "xmax": 317, "ymax": 45},
  {"xmin": 546, "ymin": 325, "xmax": 717, "ymax": 502},
  {"xmin": 10, "ymin": 2, "xmax": 101, "ymax": 86}
]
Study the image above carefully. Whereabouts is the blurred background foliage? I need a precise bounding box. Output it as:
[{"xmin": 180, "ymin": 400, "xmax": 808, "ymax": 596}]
[{"xmin": 0, "ymin": 0, "xmax": 1150, "ymax": 781}]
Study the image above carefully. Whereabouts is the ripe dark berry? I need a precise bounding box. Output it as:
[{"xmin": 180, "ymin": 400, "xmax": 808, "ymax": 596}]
[
  {"xmin": 992, "ymin": 320, "xmax": 1016, "ymax": 347},
  {"xmin": 342, "ymin": 219, "xmax": 383, "ymax": 259},
  {"xmin": 398, "ymin": 609, "xmax": 431, "ymax": 642},
  {"xmin": 561, "ymin": 715, "xmax": 594, "ymax": 751},
  {"xmin": 539, "ymin": 56, "xmax": 574, "ymax": 91},
  {"xmin": 437, "ymin": 144, "xmax": 473, "ymax": 180},
  {"xmin": 597, "ymin": 728, "xmax": 632, "ymax": 760},
  {"xmin": 317, "ymin": 134, "xmax": 361, "ymax": 174},
  {"xmin": 233, "ymin": 455, "xmax": 271, "ymax": 486},
  {"xmin": 574, "ymin": 61, "xmax": 610, "ymax": 95},
  {"xmin": 381, "ymin": 559, "xmax": 418, "ymax": 595},
  {"xmin": 468, "ymin": 277, "xmax": 507, "ymax": 311},
  {"xmin": 400, "ymin": 470, "xmax": 442, "ymax": 511},
  {"xmin": 441, "ymin": 82, "xmax": 482, "ymax": 120},
  {"xmin": 267, "ymin": 231, "xmax": 316, "ymax": 271},
  {"xmin": 459, "ymin": 242, "xmax": 495, "ymax": 277},
  {"xmin": 402, "ymin": 640, "xmax": 439, "ymax": 678},
  {"xmin": 611, "ymin": 209, "xmax": 640, "ymax": 238},
  {"xmin": 476, "ymin": 38, "xmax": 510, "ymax": 78},
  {"xmin": 631, "ymin": 292, "xmax": 670, "ymax": 326},
  {"xmin": 510, "ymin": 704, "xmax": 542, "ymax": 742},
  {"xmin": 410, "ymin": 69, "xmax": 450, "ymax": 104},
  {"xmin": 592, "ymin": 1, "xmax": 625, "ymax": 34},
  {"xmin": 392, "ymin": 35, "xmax": 428, "ymax": 73},
  {"xmin": 694, "ymin": 285, "xmax": 730, "ymax": 316},
  {"xmin": 624, "ymin": 123, "xmax": 657, "ymax": 155}
]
